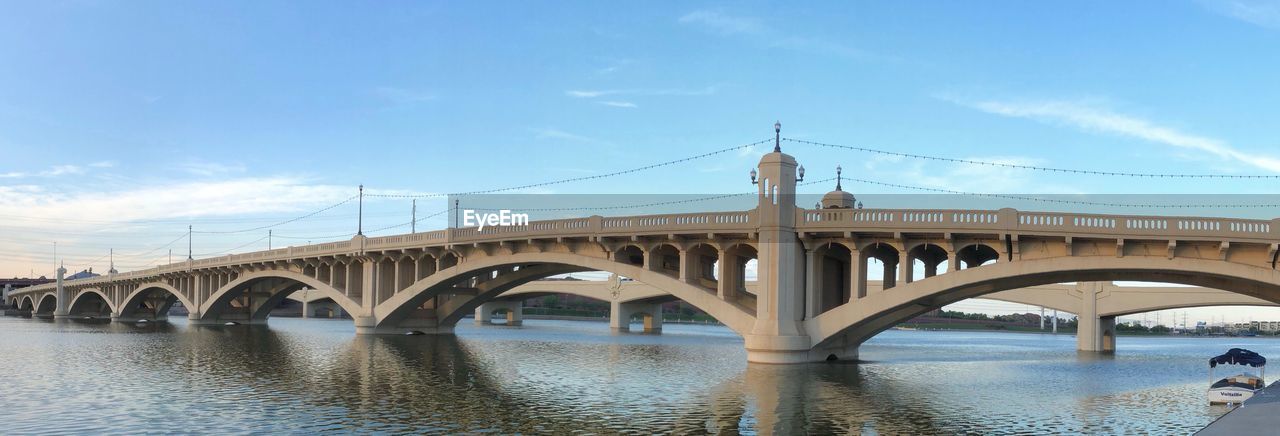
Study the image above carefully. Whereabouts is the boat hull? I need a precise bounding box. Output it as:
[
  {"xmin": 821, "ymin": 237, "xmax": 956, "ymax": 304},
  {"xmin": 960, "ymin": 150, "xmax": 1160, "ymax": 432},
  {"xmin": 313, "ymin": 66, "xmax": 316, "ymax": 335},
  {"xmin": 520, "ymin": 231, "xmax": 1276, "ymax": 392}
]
[{"xmin": 1208, "ymin": 386, "xmax": 1257, "ymax": 405}]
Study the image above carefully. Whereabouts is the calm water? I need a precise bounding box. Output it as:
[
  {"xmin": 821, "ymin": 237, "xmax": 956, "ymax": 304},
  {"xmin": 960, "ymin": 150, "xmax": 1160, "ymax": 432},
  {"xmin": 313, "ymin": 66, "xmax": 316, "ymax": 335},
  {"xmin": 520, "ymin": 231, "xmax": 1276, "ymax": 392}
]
[{"xmin": 1, "ymin": 316, "xmax": 1274, "ymax": 435}]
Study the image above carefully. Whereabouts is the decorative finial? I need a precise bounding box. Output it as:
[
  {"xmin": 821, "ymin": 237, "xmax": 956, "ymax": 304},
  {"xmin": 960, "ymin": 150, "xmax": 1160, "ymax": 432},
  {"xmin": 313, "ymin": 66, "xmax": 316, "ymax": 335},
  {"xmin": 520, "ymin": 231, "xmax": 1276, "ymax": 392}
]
[
  {"xmin": 773, "ymin": 121, "xmax": 781, "ymax": 152},
  {"xmin": 836, "ymin": 165, "xmax": 843, "ymax": 191}
]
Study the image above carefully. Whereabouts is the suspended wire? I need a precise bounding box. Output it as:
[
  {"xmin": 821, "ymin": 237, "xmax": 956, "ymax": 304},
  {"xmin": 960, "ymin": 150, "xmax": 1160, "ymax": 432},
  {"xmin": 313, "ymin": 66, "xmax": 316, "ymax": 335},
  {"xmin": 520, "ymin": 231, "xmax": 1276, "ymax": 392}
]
[
  {"xmin": 192, "ymin": 195, "xmax": 358, "ymax": 235},
  {"xmin": 366, "ymin": 138, "xmax": 774, "ymax": 199},
  {"xmin": 844, "ymin": 177, "xmax": 1280, "ymax": 209},
  {"xmin": 785, "ymin": 137, "xmax": 1280, "ymax": 179},
  {"xmin": 194, "ymin": 234, "xmax": 269, "ymax": 257},
  {"xmin": 366, "ymin": 209, "xmax": 451, "ymax": 234}
]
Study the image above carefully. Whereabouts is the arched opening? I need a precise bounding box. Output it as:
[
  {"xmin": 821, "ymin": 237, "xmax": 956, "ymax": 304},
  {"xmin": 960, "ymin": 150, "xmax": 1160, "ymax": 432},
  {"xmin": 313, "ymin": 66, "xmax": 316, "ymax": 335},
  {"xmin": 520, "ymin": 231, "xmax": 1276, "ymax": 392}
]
[
  {"xmin": 119, "ymin": 285, "xmax": 192, "ymax": 323},
  {"xmin": 35, "ymin": 295, "xmax": 56, "ymax": 317},
  {"xmin": 811, "ymin": 257, "xmax": 1280, "ymax": 353},
  {"xmin": 956, "ymin": 244, "xmax": 1000, "ymax": 269},
  {"xmin": 197, "ymin": 271, "xmax": 359, "ymax": 325},
  {"xmin": 907, "ymin": 243, "xmax": 949, "ymax": 282},
  {"xmin": 717, "ymin": 243, "xmax": 758, "ymax": 308},
  {"xmin": 68, "ymin": 291, "xmax": 112, "ymax": 318},
  {"xmin": 615, "ymin": 245, "xmax": 645, "ymax": 267},
  {"xmin": 18, "ymin": 296, "xmax": 34, "ymax": 317},
  {"xmin": 373, "ymin": 252, "xmax": 756, "ymax": 337},
  {"xmin": 417, "ymin": 254, "xmax": 438, "ymax": 280},
  {"xmin": 814, "ymin": 242, "xmax": 853, "ymax": 313},
  {"xmin": 647, "ymin": 244, "xmax": 681, "ymax": 278},
  {"xmin": 439, "ymin": 252, "xmax": 460, "ymax": 270},
  {"xmin": 686, "ymin": 243, "xmax": 719, "ymax": 292},
  {"xmin": 861, "ymin": 243, "xmax": 900, "ymax": 291},
  {"xmin": 376, "ymin": 257, "xmax": 396, "ymax": 304}
]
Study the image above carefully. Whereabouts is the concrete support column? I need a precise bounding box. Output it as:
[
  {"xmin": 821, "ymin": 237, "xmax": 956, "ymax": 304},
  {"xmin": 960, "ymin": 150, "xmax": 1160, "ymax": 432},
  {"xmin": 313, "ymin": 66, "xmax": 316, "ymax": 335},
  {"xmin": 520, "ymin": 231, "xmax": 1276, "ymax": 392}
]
[
  {"xmin": 302, "ymin": 298, "xmax": 310, "ymax": 319},
  {"xmin": 678, "ymin": 248, "xmax": 697, "ymax": 284},
  {"xmin": 899, "ymin": 251, "xmax": 912, "ymax": 284},
  {"xmin": 1076, "ymin": 281, "xmax": 1115, "ymax": 352},
  {"xmin": 474, "ymin": 300, "xmax": 523, "ymax": 326},
  {"xmin": 804, "ymin": 248, "xmax": 820, "ymax": 319},
  {"xmin": 851, "ymin": 247, "xmax": 864, "ymax": 300},
  {"xmin": 717, "ymin": 248, "xmax": 738, "ymax": 301},
  {"xmin": 610, "ymin": 301, "xmax": 663, "ymax": 333},
  {"xmin": 881, "ymin": 259, "xmax": 897, "ymax": 289},
  {"xmin": 53, "ymin": 265, "xmax": 69, "ymax": 318}
]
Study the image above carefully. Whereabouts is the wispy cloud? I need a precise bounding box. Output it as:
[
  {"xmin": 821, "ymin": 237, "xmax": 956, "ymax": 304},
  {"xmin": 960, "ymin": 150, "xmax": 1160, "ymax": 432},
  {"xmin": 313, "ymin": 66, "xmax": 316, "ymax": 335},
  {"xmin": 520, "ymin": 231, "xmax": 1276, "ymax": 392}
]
[
  {"xmin": 678, "ymin": 10, "xmax": 764, "ymax": 35},
  {"xmin": 678, "ymin": 10, "xmax": 872, "ymax": 59},
  {"xmin": 599, "ymin": 101, "xmax": 637, "ymax": 108},
  {"xmin": 948, "ymin": 97, "xmax": 1280, "ymax": 173},
  {"xmin": 533, "ymin": 128, "xmax": 596, "ymax": 143},
  {"xmin": 88, "ymin": 161, "xmax": 115, "ymax": 168},
  {"xmin": 178, "ymin": 161, "xmax": 247, "ymax": 177},
  {"xmin": 564, "ymin": 86, "xmax": 720, "ymax": 99},
  {"xmin": 1199, "ymin": 0, "xmax": 1280, "ymax": 29},
  {"xmin": 0, "ymin": 164, "xmax": 89, "ymax": 179}
]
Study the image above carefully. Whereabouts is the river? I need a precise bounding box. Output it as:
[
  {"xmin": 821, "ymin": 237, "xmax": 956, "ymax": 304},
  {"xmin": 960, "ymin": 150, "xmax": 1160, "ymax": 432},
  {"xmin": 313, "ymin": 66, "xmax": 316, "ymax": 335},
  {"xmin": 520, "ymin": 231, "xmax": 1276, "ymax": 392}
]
[{"xmin": 1, "ymin": 316, "xmax": 1272, "ymax": 434}]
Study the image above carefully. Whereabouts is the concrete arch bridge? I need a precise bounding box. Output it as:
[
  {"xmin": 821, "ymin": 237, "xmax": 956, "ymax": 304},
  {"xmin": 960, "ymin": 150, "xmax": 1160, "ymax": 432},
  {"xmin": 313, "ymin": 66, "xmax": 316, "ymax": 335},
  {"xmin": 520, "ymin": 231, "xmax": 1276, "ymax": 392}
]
[{"xmin": 9, "ymin": 147, "xmax": 1280, "ymax": 363}]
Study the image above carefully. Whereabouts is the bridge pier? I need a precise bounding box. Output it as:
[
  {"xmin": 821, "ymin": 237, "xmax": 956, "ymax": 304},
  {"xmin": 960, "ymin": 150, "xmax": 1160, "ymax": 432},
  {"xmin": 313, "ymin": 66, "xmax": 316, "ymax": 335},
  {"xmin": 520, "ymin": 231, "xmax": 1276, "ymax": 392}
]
[
  {"xmin": 474, "ymin": 301, "xmax": 523, "ymax": 326},
  {"xmin": 610, "ymin": 301, "xmax": 662, "ymax": 333},
  {"xmin": 1076, "ymin": 282, "xmax": 1116, "ymax": 352}
]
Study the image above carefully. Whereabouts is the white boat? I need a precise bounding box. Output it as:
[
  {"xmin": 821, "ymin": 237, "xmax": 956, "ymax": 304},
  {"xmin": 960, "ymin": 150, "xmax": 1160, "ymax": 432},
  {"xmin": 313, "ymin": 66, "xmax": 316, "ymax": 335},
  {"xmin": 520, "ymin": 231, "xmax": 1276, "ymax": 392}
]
[{"xmin": 1207, "ymin": 348, "xmax": 1266, "ymax": 405}]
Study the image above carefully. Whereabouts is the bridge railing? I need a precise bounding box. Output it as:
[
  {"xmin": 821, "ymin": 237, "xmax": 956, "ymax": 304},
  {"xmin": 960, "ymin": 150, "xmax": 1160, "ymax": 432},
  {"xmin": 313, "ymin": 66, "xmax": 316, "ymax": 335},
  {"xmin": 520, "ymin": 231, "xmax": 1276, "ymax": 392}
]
[{"xmin": 798, "ymin": 208, "xmax": 1277, "ymax": 240}]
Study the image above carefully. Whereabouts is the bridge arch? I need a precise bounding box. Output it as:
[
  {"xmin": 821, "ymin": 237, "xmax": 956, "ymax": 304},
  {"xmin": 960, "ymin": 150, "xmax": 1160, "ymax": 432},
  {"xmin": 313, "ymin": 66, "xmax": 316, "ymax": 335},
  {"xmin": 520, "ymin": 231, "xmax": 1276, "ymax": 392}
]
[
  {"xmin": 198, "ymin": 269, "xmax": 361, "ymax": 324},
  {"xmin": 35, "ymin": 294, "xmax": 57, "ymax": 316},
  {"xmin": 374, "ymin": 251, "xmax": 756, "ymax": 336},
  {"xmin": 808, "ymin": 256, "xmax": 1280, "ymax": 349},
  {"xmin": 118, "ymin": 282, "xmax": 197, "ymax": 321},
  {"xmin": 18, "ymin": 295, "xmax": 34, "ymax": 312},
  {"xmin": 67, "ymin": 289, "xmax": 116, "ymax": 316}
]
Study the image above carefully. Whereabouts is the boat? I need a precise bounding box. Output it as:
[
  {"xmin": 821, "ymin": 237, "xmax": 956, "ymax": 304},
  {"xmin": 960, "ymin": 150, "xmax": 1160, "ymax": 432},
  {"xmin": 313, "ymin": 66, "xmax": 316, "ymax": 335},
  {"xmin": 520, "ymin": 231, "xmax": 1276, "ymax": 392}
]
[{"xmin": 1208, "ymin": 348, "xmax": 1266, "ymax": 405}]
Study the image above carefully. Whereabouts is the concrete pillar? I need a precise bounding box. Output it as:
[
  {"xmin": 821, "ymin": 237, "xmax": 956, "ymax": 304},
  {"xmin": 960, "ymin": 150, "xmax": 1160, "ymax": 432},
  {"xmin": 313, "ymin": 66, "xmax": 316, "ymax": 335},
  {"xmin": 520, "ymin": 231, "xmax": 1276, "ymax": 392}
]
[
  {"xmin": 851, "ymin": 247, "xmax": 864, "ymax": 300},
  {"xmin": 900, "ymin": 251, "xmax": 913, "ymax": 284},
  {"xmin": 743, "ymin": 147, "xmax": 810, "ymax": 363},
  {"xmin": 1076, "ymin": 281, "xmax": 1115, "ymax": 352},
  {"xmin": 880, "ymin": 258, "xmax": 896, "ymax": 289},
  {"xmin": 302, "ymin": 297, "xmax": 310, "ymax": 319},
  {"xmin": 474, "ymin": 303, "xmax": 492, "ymax": 325},
  {"xmin": 474, "ymin": 301, "xmax": 522, "ymax": 326},
  {"xmin": 610, "ymin": 301, "xmax": 662, "ymax": 333},
  {"xmin": 804, "ymin": 248, "xmax": 820, "ymax": 319},
  {"xmin": 53, "ymin": 265, "xmax": 69, "ymax": 317},
  {"xmin": 717, "ymin": 248, "xmax": 739, "ymax": 301}
]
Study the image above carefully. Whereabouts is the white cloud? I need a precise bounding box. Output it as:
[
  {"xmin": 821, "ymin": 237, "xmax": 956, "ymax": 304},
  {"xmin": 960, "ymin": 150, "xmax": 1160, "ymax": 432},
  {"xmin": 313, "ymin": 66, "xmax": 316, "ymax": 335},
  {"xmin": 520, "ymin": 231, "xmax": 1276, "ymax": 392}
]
[
  {"xmin": 564, "ymin": 86, "xmax": 720, "ymax": 99},
  {"xmin": 678, "ymin": 10, "xmax": 871, "ymax": 59},
  {"xmin": 533, "ymin": 128, "xmax": 595, "ymax": 143},
  {"xmin": 88, "ymin": 161, "xmax": 116, "ymax": 168},
  {"xmin": 599, "ymin": 101, "xmax": 637, "ymax": 108},
  {"xmin": 0, "ymin": 177, "xmax": 352, "ymax": 228},
  {"xmin": 678, "ymin": 10, "xmax": 764, "ymax": 35},
  {"xmin": 1199, "ymin": 0, "xmax": 1280, "ymax": 29},
  {"xmin": 0, "ymin": 164, "xmax": 89, "ymax": 179},
  {"xmin": 951, "ymin": 98, "xmax": 1280, "ymax": 173},
  {"xmin": 179, "ymin": 161, "xmax": 247, "ymax": 176}
]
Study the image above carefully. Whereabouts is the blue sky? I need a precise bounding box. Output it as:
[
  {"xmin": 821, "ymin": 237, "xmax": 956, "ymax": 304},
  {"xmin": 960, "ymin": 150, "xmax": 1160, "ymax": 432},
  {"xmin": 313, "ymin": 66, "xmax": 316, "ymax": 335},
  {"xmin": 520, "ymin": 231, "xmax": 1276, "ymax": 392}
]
[{"xmin": 3, "ymin": 1, "xmax": 1280, "ymax": 323}]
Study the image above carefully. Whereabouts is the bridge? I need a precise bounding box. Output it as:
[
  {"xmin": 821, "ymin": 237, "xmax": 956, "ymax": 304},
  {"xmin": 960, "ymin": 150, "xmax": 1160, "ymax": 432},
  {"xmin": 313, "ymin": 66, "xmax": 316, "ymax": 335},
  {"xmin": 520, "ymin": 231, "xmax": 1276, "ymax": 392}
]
[{"xmin": 8, "ymin": 142, "xmax": 1280, "ymax": 363}]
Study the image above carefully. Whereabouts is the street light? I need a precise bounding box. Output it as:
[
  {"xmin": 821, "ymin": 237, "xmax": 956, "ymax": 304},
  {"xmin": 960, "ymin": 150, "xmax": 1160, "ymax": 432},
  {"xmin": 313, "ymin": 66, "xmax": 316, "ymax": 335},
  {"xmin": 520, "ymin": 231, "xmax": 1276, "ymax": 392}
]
[
  {"xmin": 773, "ymin": 121, "xmax": 782, "ymax": 152},
  {"xmin": 797, "ymin": 165, "xmax": 805, "ymax": 182},
  {"xmin": 750, "ymin": 168, "xmax": 758, "ymax": 184}
]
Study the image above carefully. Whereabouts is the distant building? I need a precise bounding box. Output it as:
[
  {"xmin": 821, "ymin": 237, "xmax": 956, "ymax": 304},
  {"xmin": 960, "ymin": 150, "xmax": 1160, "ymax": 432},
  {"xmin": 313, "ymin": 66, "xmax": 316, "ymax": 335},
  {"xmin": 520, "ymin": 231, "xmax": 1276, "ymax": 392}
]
[{"xmin": 65, "ymin": 268, "xmax": 101, "ymax": 280}]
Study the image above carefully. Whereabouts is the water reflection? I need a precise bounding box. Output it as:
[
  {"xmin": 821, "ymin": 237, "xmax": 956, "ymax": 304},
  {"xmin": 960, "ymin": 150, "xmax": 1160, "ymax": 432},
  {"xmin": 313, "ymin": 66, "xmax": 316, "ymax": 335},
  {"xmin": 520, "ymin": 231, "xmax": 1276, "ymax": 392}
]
[{"xmin": 0, "ymin": 317, "xmax": 1262, "ymax": 434}]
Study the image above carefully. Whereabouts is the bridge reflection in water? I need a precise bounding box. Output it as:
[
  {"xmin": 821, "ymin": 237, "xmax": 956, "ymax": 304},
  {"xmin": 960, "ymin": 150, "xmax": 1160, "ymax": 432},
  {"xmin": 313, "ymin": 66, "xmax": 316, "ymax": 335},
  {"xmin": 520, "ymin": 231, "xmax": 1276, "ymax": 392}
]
[{"xmin": 0, "ymin": 317, "xmax": 1235, "ymax": 434}]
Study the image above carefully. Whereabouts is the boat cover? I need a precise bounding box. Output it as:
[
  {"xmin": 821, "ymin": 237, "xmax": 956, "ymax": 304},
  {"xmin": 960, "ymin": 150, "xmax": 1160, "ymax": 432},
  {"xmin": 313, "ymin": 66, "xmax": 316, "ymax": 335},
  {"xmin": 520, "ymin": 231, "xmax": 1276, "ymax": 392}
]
[{"xmin": 1210, "ymin": 348, "xmax": 1267, "ymax": 368}]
